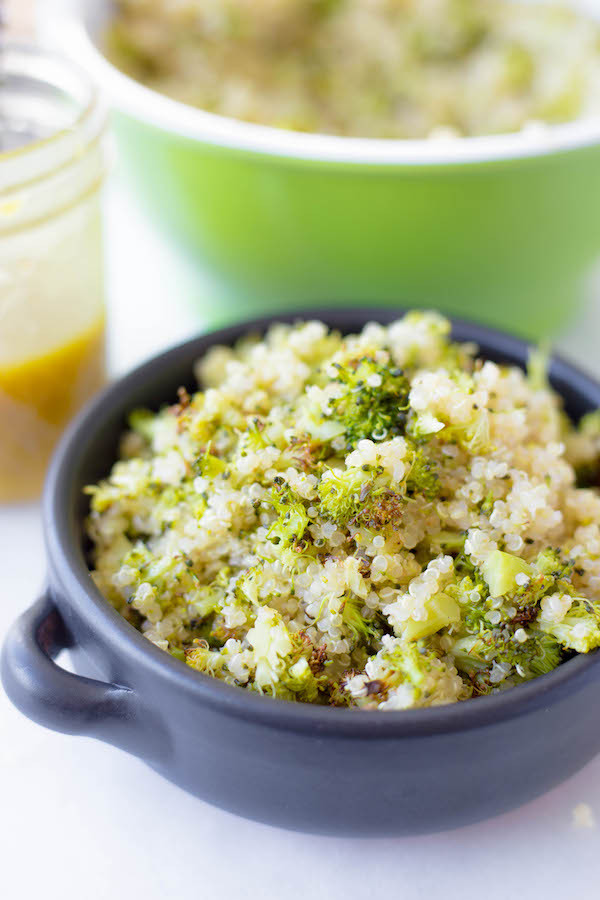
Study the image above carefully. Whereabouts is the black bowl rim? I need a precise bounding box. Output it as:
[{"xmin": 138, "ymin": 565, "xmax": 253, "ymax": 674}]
[{"xmin": 44, "ymin": 307, "xmax": 600, "ymax": 738}]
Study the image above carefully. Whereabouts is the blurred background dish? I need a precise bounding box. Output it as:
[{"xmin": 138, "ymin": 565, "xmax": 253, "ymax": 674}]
[
  {"xmin": 0, "ymin": 44, "xmax": 108, "ymax": 502},
  {"xmin": 105, "ymin": 0, "xmax": 600, "ymax": 140},
  {"xmin": 40, "ymin": 0, "xmax": 600, "ymax": 339}
]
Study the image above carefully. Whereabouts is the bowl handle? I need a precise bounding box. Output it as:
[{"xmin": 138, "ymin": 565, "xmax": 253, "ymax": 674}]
[{"xmin": 1, "ymin": 593, "xmax": 167, "ymax": 762}]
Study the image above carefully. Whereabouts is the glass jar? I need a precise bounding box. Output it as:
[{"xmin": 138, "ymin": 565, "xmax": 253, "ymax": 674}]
[{"xmin": 0, "ymin": 44, "xmax": 108, "ymax": 502}]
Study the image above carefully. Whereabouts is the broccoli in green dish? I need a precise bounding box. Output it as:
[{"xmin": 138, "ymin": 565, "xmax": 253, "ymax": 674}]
[{"xmin": 106, "ymin": 0, "xmax": 600, "ymax": 140}]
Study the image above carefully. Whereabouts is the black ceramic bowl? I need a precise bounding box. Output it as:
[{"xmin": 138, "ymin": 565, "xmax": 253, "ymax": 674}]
[{"xmin": 3, "ymin": 309, "xmax": 600, "ymax": 837}]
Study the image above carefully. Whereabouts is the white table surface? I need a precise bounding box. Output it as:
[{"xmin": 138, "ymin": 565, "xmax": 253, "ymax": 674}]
[{"xmin": 2, "ymin": 172, "xmax": 600, "ymax": 900}]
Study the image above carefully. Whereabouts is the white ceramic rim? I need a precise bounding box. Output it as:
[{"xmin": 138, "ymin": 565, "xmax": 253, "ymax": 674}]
[{"xmin": 40, "ymin": 0, "xmax": 600, "ymax": 166}]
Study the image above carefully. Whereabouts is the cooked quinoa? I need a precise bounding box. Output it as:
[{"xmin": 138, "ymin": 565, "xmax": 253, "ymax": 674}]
[
  {"xmin": 106, "ymin": 0, "xmax": 600, "ymax": 139},
  {"xmin": 86, "ymin": 313, "xmax": 600, "ymax": 709}
]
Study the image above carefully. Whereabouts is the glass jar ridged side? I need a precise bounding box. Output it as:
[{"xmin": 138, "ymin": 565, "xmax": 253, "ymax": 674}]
[{"xmin": 0, "ymin": 43, "xmax": 108, "ymax": 502}]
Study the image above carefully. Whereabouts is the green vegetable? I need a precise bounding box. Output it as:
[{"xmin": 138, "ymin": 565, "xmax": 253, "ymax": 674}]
[
  {"xmin": 316, "ymin": 466, "xmax": 373, "ymax": 524},
  {"xmin": 405, "ymin": 448, "xmax": 440, "ymax": 500},
  {"xmin": 129, "ymin": 408, "xmax": 156, "ymax": 443},
  {"xmin": 482, "ymin": 550, "xmax": 533, "ymax": 596},
  {"xmin": 451, "ymin": 627, "xmax": 562, "ymax": 692},
  {"xmin": 402, "ymin": 592, "xmax": 461, "ymax": 641},
  {"xmin": 192, "ymin": 441, "xmax": 228, "ymax": 478},
  {"xmin": 527, "ymin": 342, "xmax": 550, "ymax": 392},
  {"xmin": 351, "ymin": 638, "xmax": 471, "ymax": 708},
  {"xmin": 267, "ymin": 487, "xmax": 310, "ymax": 547},
  {"xmin": 341, "ymin": 595, "xmax": 384, "ymax": 647},
  {"xmin": 539, "ymin": 597, "xmax": 600, "ymax": 653},
  {"xmin": 325, "ymin": 356, "xmax": 410, "ymax": 448}
]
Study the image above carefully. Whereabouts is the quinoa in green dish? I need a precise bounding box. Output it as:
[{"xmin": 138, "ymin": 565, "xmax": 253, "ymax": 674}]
[
  {"xmin": 86, "ymin": 313, "xmax": 600, "ymax": 709},
  {"xmin": 106, "ymin": 0, "xmax": 600, "ymax": 139}
]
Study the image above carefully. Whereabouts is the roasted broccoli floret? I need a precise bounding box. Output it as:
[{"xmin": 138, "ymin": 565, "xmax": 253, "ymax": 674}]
[
  {"xmin": 340, "ymin": 595, "xmax": 385, "ymax": 649},
  {"xmin": 510, "ymin": 549, "xmax": 574, "ymax": 616},
  {"xmin": 343, "ymin": 636, "xmax": 469, "ymax": 709},
  {"xmin": 185, "ymin": 640, "xmax": 227, "ymax": 677},
  {"xmin": 539, "ymin": 596, "xmax": 600, "ymax": 653},
  {"xmin": 534, "ymin": 547, "xmax": 573, "ymax": 579},
  {"xmin": 405, "ymin": 447, "xmax": 440, "ymax": 500},
  {"xmin": 128, "ymin": 407, "xmax": 157, "ymax": 444},
  {"xmin": 324, "ymin": 356, "xmax": 410, "ymax": 448},
  {"xmin": 267, "ymin": 485, "xmax": 310, "ymax": 548},
  {"xmin": 245, "ymin": 608, "xmax": 324, "ymax": 701},
  {"xmin": 441, "ymin": 543, "xmax": 590, "ymax": 691},
  {"xmin": 186, "ymin": 608, "xmax": 327, "ymax": 702},
  {"xmin": 316, "ymin": 441, "xmax": 439, "ymax": 528},
  {"xmin": 480, "ymin": 548, "xmax": 574, "ymax": 614},
  {"xmin": 316, "ymin": 466, "xmax": 373, "ymax": 524},
  {"xmin": 450, "ymin": 626, "xmax": 563, "ymax": 694}
]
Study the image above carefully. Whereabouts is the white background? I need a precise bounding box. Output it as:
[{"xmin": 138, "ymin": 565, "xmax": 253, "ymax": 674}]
[{"xmin": 1, "ymin": 172, "xmax": 600, "ymax": 899}]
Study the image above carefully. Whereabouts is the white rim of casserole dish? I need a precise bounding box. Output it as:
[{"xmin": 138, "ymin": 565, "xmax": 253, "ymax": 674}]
[{"xmin": 40, "ymin": 0, "xmax": 600, "ymax": 166}]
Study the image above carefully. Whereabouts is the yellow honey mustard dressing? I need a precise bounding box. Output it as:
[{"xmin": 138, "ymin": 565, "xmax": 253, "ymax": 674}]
[
  {"xmin": 0, "ymin": 319, "xmax": 105, "ymax": 502},
  {"xmin": 0, "ymin": 45, "xmax": 109, "ymax": 503}
]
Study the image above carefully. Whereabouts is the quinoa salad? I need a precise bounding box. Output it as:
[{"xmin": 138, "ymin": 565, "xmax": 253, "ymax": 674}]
[
  {"xmin": 106, "ymin": 0, "xmax": 600, "ymax": 139},
  {"xmin": 86, "ymin": 313, "xmax": 600, "ymax": 710}
]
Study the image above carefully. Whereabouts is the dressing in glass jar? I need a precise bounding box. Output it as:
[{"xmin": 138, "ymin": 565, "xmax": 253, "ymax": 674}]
[{"xmin": 0, "ymin": 44, "xmax": 108, "ymax": 501}]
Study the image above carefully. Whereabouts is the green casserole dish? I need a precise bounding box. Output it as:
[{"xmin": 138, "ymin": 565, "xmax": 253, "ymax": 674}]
[{"xmin": 42, "ymin": 1, "xmax": 600, "ymax": 338}]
